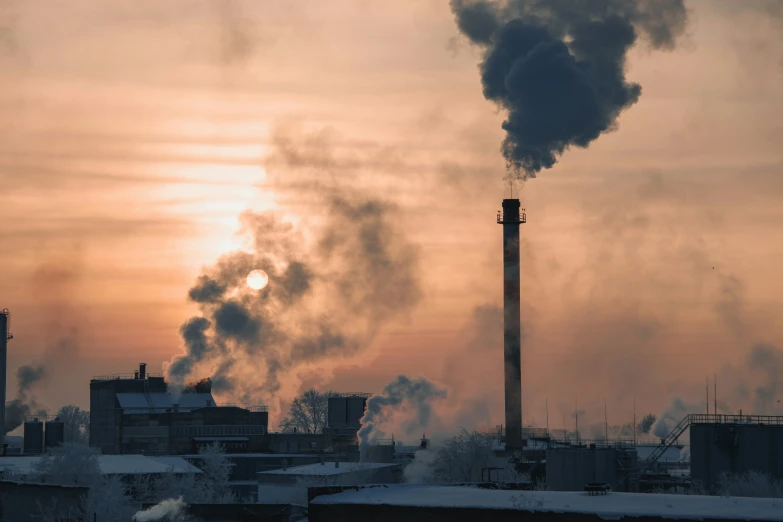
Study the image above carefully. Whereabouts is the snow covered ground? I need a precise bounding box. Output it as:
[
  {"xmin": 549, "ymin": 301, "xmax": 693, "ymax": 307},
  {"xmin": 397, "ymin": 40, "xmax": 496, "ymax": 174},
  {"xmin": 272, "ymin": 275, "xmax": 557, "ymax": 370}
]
[{"xmin": 310, "ymin": 484, "xmax": 783, "ymax": 520}]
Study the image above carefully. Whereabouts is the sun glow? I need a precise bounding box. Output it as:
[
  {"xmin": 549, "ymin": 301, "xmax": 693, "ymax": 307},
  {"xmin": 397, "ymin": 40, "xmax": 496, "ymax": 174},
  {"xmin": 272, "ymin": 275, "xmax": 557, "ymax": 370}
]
[{"xmin": 247, "ymin": 269, "xmax": 269, "ymax": 290}]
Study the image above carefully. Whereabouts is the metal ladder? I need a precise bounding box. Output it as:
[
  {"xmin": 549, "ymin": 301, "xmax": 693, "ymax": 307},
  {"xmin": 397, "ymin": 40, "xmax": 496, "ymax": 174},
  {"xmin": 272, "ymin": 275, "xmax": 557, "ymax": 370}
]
[{"xmin": 644, "ymin": 414, "xmax": 692, "ymax": 469}]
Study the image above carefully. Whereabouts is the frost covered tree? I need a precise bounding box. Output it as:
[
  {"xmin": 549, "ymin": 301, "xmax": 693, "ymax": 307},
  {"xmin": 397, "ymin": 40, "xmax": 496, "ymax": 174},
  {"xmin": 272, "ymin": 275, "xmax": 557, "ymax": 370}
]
[
  {"xmin": 31, "ymin": 443, "xmax": 135, "ymax": 520},
  {"xmin": 193, "ymin": 441, "xmax": 236, "ymax": 503},
  {"xmin": 718, "ymin": 471, "xmax": 783, "ymax": 498},
  {"xmin": 55, "ymin": 405, "xmax": 90, "ymax": 443},
  {"xmin": 279, "ymin": 389, "xmax": 334, "ymax": 434}
]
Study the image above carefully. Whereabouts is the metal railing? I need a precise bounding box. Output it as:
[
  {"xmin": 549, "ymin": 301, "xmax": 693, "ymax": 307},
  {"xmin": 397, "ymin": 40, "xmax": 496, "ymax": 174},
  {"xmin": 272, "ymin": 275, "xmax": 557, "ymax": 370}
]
[
  {"xmin": 689, "ymin": 413, "xmax": 783, "ymax": 425},
  {"xmin": 216, "ymin": 403, "xmax": 268, "ymax": 412},
  {"xmin": 328, "ymin": 392, "xmax": 374, "ymax": 398},
  {"xmin": 170, "ymin": 424, "xmax": 265, "ymax": 437},
  {"xmin": 91, "ymin": 373, "xmax": 164, "ymax": 381},
  {"xmin": 120, "ymin": 404, "xmax": 268, "ymax": 414},
  {"xmin": 496, "ymin": 211, "xmax": 527, "ymax": 224}
]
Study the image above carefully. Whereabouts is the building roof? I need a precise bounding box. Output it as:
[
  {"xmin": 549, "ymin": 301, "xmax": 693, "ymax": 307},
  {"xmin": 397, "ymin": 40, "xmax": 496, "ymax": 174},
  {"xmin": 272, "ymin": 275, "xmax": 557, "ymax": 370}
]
[
  {"xmin": 259, "ymin": 462, "xmax": 398, "ymax": 477},
  {"xmin": 0, "ymin": 455, "xmax": 202, "ymax": 476},
  {"xmin": 116, "ymin": 392, "xmax": 215, "ymax": 413},
  {"xmin": 311, "ymin": 485, "xmax": 783, "ymax": 520}
]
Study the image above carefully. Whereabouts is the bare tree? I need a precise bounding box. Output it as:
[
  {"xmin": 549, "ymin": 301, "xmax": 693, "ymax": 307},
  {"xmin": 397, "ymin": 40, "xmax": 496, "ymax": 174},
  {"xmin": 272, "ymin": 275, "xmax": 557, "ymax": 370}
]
[
  {"xmin": 55, "ymin": 405, "xmax": 90, "ymax": 443},
  {"xmin": 431, "ymin": 429, "xmax": 496, "ymax": 483},
  {"xmin": 279, "ymin": 389, "xmax": 334, "ymax": 434}
]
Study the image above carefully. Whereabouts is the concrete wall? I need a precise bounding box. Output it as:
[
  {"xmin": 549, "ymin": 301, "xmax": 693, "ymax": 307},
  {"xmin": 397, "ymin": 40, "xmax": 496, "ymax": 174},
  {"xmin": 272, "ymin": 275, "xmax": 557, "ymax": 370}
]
[
  {"xmin": 691, "ymin": 423, "xmax": 783, "ymax": 492},
  {"xmin": 0, "ymin": 480, "xmax": 87, "ymax": 521},
  {"xmin": 546, "ymin": 448, "xmax": 617, "ymax": 491}
]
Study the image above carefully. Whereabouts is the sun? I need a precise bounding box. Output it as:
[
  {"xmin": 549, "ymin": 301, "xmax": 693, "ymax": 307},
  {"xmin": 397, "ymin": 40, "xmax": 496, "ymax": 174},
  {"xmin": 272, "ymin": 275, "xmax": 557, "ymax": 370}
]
[{"xmin": 246, "ymin": 269, "xmax": 269, "ymax": 290}]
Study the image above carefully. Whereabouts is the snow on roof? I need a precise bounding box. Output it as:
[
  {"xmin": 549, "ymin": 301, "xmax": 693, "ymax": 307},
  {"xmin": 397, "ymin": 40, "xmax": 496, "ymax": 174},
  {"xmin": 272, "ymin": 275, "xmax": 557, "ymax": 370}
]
[
  {"xmin": 116, "ymin": 392, "xmax": 215, "ymax": 412},
  {"xmin": 260, "ymin": 462, "xmax": 398, "ymax": 477},
  {"xmin": 310, "ymin": 485, "xmax": 783, "ymax": 520},
  {"xmin": 0, "ymin": 455, "xmax": 201, "ymax": 476}
]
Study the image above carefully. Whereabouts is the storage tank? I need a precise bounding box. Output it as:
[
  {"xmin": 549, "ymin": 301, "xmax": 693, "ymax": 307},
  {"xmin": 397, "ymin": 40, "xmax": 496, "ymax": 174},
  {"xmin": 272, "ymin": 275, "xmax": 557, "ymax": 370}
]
[
  {"xmin": 23, "ymin": 419, "xmax": 44, "ymax": 455},
  {"xmin": 44, "ymin": 418, "xmax": 65, "ymax": 449},
  {"xmin": 345, "ymin": 396, "xmax": 367, "ymax": 427},
  {"xmin": 328, "ymin": 397, "xmax": 348, "ymax": 428}
]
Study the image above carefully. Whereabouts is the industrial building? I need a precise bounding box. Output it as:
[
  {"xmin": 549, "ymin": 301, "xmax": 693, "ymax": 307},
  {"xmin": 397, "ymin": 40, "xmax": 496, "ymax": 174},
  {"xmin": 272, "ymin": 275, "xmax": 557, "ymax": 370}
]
[
  {"xmin": 90, "ymin": 363, "xmax": 269, "ymax": 455},
  {"xmin": 690, "ymin": 413, "xmax": 783, "ymax": 492}
]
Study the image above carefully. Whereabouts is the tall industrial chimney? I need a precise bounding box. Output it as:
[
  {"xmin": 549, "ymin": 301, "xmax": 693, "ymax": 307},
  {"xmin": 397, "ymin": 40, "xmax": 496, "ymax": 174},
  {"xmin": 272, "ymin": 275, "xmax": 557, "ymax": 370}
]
[
  {"xmin": 497, "ymin": 200, "xmax": 525, "ymax": 451},
  {"xmin": 1, "ymin": 309, "xmax": 13, "ymax": 442}
]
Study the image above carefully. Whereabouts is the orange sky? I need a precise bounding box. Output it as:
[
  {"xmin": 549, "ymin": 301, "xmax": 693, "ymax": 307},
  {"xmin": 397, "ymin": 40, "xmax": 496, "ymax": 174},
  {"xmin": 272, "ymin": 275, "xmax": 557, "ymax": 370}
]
[{"xmin": 1, "ymin": 0, "xmax": 782, "ymax": 434}]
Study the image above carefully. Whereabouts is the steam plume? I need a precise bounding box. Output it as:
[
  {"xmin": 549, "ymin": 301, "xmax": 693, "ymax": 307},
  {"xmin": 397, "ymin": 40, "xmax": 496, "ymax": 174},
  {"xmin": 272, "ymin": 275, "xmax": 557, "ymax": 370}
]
[
  {"xmin": 5, "ymin": 364, "xmax": 47, "ymax": 433},
  {"xmin": 133, "ymin": 497, "xmax": 187, "ymax": 522},
  {"xmin": 450, "ymin": 0, "xmax": 688, "ymax": 177},
  {"xmin": 358, "ymin": 375, "xmax": 447, "ymax": 450},
  {"xmin": 166, "ymin": 192, "xmax": 421, "ymax": 408}
]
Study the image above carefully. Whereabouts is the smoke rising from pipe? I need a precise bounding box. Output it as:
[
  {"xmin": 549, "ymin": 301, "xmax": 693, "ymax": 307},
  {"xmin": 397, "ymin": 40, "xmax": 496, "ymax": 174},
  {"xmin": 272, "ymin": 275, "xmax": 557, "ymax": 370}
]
[
  {"xmin": 5, "ymin": 364, "xmax": 47, "ymax": 433},
  {"xmin": 358, "ymin": 375, "xmax": 448, "ymax": 451},
  {"xmin": 166, "ymin": 192, "xmax": 421, "ymax": 410},
  {"xmin": 450, "ymin": 0, "xmax": 688, "ymax": 178}
]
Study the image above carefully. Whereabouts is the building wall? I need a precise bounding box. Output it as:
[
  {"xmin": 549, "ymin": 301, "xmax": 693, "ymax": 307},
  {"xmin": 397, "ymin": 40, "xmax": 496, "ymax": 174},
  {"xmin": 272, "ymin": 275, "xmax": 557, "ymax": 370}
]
[
  {"xmin": 117, "ymin": 406, "xmax": 268, "ymax": 455},
  {"xmin": 546, "ymin": 448, "xmax": 618, "ymax": 491},
  {"xmin": 257, "ymin": 465, "xmax": 400, "ymax": 486},
  {"xmin": 89, "ymin": 376, "xmax": 167, "ymax": 454},
  {"xmin": 691, "ymin": 423, "xmax": 783, "ymax": 492},
  {"xmin": 0, "ymin": 481, "xmax": 88, "ymax": 522}
]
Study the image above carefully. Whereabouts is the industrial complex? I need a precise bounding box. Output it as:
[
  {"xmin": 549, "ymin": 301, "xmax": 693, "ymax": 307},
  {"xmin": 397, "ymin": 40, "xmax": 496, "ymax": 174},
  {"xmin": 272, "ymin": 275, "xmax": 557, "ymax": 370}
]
[{"xmin": 2, "ymin": 199, "xmax": 783, "ymax": 519}]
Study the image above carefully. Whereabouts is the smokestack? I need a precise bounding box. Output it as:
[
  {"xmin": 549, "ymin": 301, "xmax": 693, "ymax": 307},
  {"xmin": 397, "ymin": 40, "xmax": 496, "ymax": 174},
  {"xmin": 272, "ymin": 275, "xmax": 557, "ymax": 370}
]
[
  {"xmin": 139, "ymin": 363, "xmax": 147, "ymax": 380},
  {"xmin": 0, "ymin": 309, "xmax": 12, "ymax": 440},
  {"xmin": 497, "ymin": 200, "xmax": 525, "ymax": 450}
]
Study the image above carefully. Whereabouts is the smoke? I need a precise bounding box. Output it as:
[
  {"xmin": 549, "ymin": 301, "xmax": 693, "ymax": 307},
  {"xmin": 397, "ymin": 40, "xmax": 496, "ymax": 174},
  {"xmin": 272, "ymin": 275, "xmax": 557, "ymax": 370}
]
[
  {"xmin": 166, "ymin": 191, "xmax": 421, "ymax": 411},
  {"xmin": 652, "ymin": 397, "xmax": 695, "ymax": 438},
  {"xmin": 450, "ymin": 0, "xmax": 688, "ymax": 178},
  {"xmin": 746, "ymin": 344, "xmax": 783, "ymax": 413},
  {"xmin": 5, "ymin": 364, "xmax": 47, "ymax": 433},
  {"xmin": 358, "ymin": 375, "xmax": 448, "ymax": 451},
  {"xmin": 133, "ymin": 497, "xmax": 187, "ymax": 522}
]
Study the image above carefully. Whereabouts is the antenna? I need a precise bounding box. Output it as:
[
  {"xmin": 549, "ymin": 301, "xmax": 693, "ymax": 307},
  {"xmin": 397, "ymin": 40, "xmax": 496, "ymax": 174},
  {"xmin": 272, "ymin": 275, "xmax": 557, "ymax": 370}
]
[
  {"xmin": 575, "ymin": 398, "xmax": 579, "ymax": 444},
  {"xmin": 545, "ymin": 398, "xmax": 549, "ymax": 433},
  {"xmin": 604, "ymin": 399, "xmax": 608, "ymax": 442},
  {"xmin": 706, "ymin": 376, "xmax": 709, "ymax": 415},
  {"xmin": 633, "ymin": 397, "xmax": 636, "ymax": 445},
  {"xmin": 714, "ymin": 374, "xmax": 717, "ymax": 415}
]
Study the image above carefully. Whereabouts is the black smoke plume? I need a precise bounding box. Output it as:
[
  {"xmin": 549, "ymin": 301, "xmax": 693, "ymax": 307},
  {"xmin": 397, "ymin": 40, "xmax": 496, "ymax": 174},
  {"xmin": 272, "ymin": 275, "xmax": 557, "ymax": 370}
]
[
  {"xmin": 5, "ymin": 364, "xmax": 47, "ymax": 433},
  {"xmin": 450, "ymin": 0, "xmax": 688, "ymax": 178},
  {"xmin": 358, "ymin": 375, "xmax": 448, "ymax": 450},
  {"xmin": 167, "ymin": 192, "xmax": 421, "ymax": 408}
]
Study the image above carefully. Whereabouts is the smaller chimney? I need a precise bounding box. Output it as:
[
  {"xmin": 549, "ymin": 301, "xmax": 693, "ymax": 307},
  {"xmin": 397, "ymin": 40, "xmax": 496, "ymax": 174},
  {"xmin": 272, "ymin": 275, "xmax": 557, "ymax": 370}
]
[
  {"xmin": 134, "ymin": 370, "xmax": 139, "ymax": 379},
  {"xmin": 334, "ymin": 461, "xmax": 339, "ymax": 469},
  {"xmin": 139, "ymin": 363, "xmax": 146, "ymax": 380}
]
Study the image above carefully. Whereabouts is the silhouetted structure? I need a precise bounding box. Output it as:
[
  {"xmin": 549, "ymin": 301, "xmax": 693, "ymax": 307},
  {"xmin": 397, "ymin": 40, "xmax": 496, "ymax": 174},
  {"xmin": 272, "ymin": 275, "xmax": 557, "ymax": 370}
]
[
  {"xmin": 89, "ymin": 363, "xmax": 268, "ymax": 455},
  {"xmin": 0, "ymin": 309, "xmax": 12, "ymax": 441},
  {"xmin": 497, "ymin": 200, "xmax": 526, "ymax": 450}
]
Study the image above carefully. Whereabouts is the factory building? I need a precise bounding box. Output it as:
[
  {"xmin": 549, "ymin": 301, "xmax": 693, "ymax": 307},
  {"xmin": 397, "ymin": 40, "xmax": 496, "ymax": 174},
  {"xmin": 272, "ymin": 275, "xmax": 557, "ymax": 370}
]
[
  {"xmin": 690, "ymin": 414, "xmax": 783, "ymax": 492},
  {"xmin": 323, "ymin": 393, "xmax": 370, "ymax": 457},
  {"xmin": 90, "ymin": 364, "xmax": 268, "ymax": 455}
]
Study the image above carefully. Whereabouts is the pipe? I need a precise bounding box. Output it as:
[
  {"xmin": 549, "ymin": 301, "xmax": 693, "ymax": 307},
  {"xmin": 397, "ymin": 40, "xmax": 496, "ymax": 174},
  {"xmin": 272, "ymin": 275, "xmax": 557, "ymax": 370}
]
[{"xmin": 500, "ymin": 199, "xmax": 523, "ymax": 451}]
